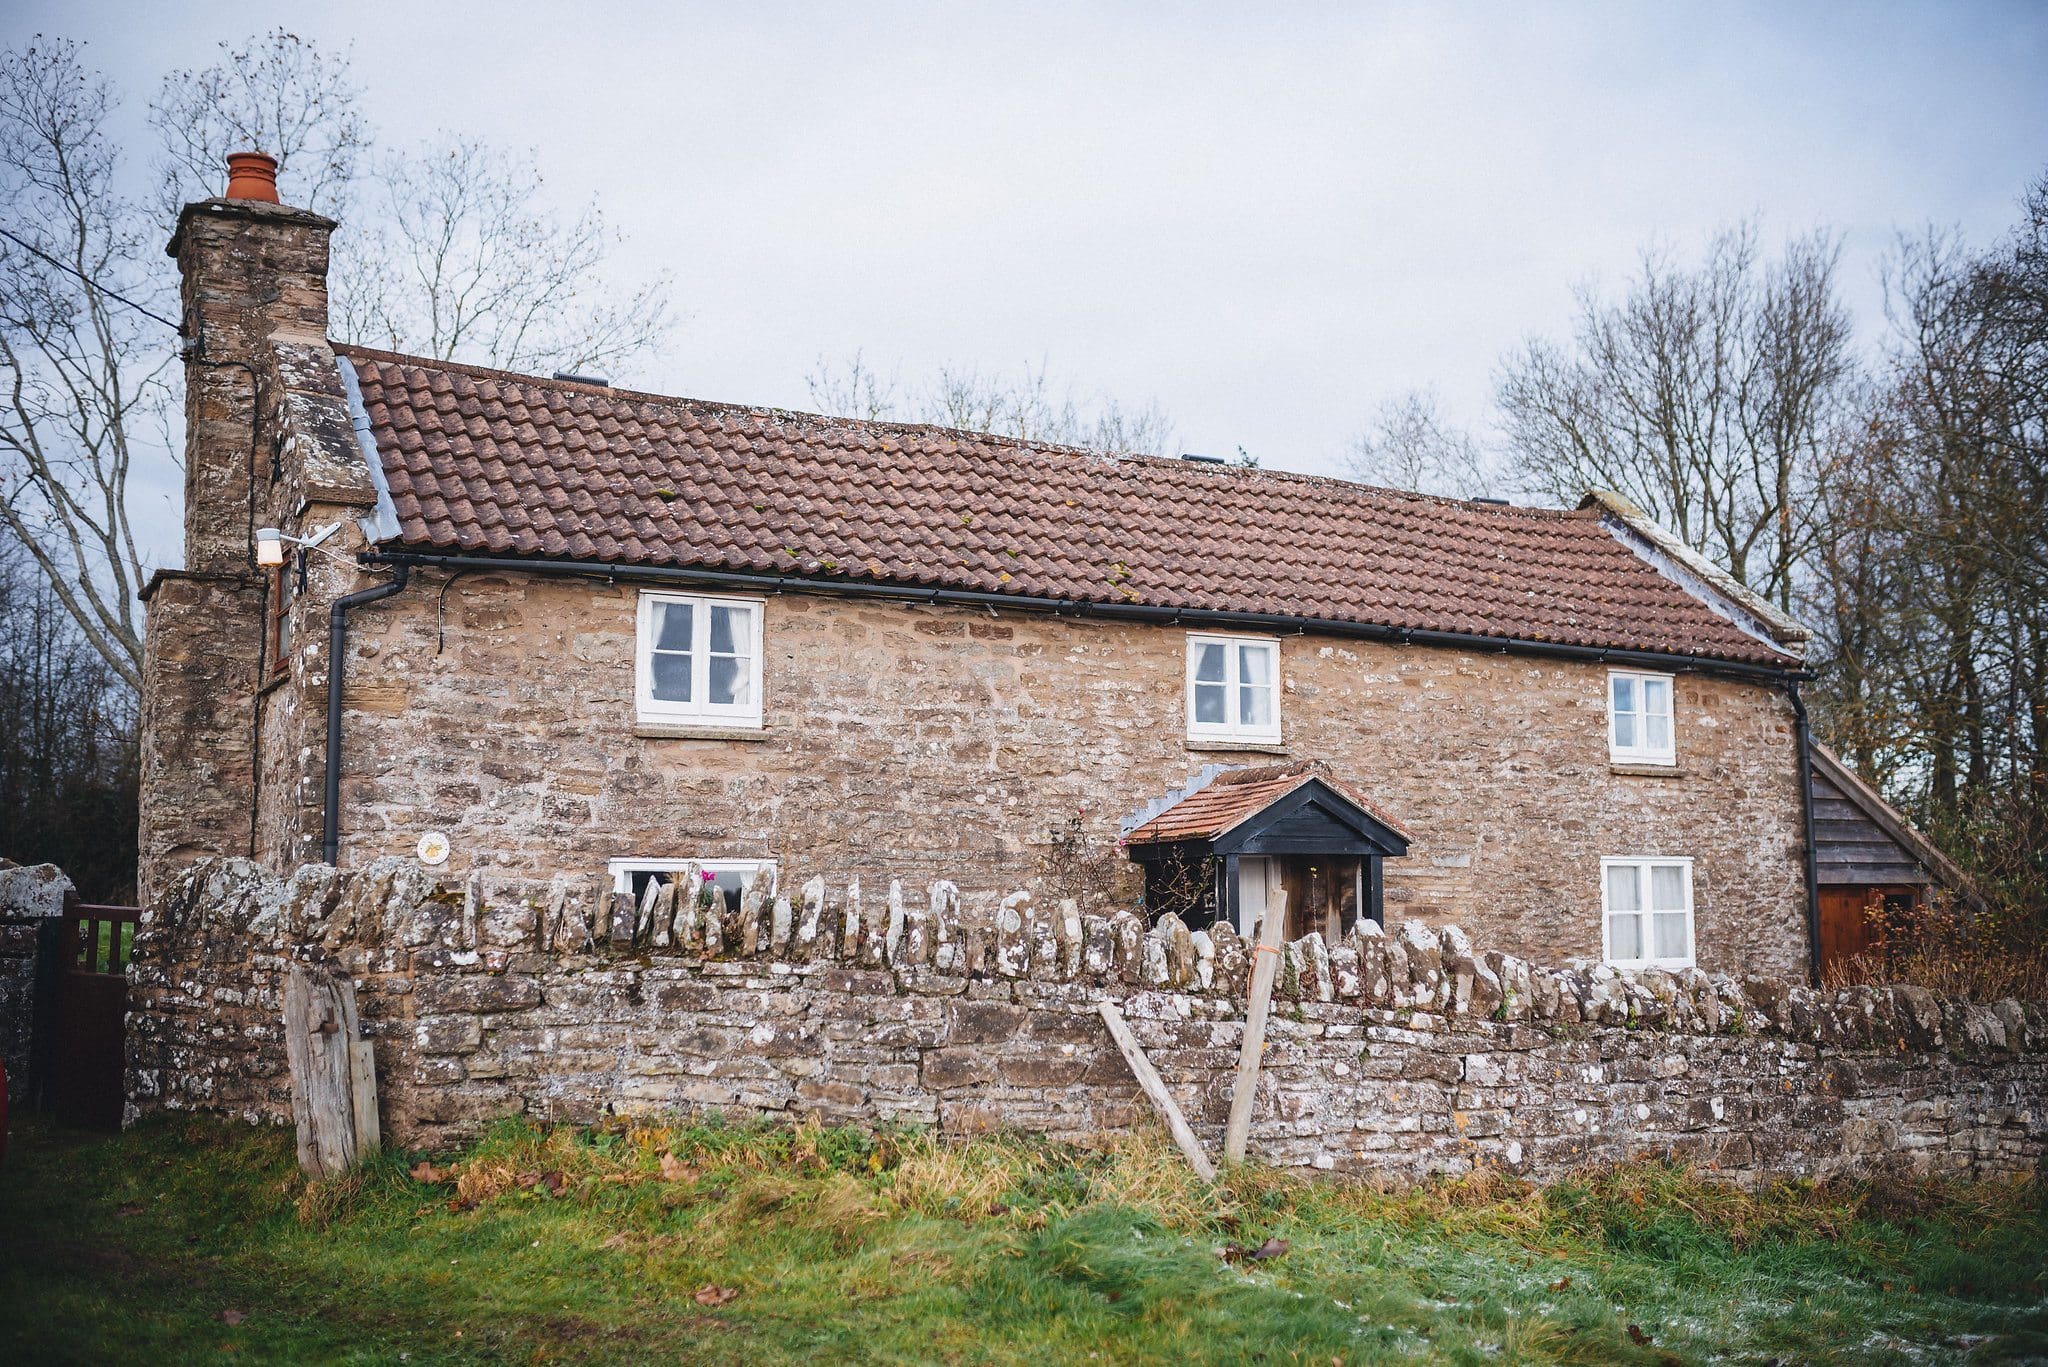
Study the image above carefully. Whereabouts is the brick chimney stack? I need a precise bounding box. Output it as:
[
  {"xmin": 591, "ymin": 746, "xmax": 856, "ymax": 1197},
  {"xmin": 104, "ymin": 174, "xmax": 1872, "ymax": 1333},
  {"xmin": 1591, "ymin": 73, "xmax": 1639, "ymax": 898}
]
[{"xmin": 139, "ymin": 155, "xmax": 339, "ymax": 904}]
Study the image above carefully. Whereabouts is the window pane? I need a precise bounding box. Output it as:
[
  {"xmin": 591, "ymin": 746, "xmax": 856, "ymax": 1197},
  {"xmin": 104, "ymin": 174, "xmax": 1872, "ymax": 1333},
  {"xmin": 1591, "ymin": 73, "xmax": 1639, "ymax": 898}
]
[
  {"xmin": 1238, "ymin": 643, "xmax": 1273, "ymax": 687},
  {"xmin": 1644, "ymin": 676, "xmax": 1670, "ymax": 717},
  {"xmin": 1193, "ymin": 681, "xmax": 1226, "ymax": 725},
  {"xmin": 651, "ymin": 652, "xmax": 692, "ymax": 701},
  {"xmin": 654, "ymin": 600, "xmax": 693, "ymax": 651},
  {"xmin": 1239, "ymin": 684, "xmax": 1273, "ymax": 728},
  {"xmin": 1645, "ymin": 712, "xmax": 1671, "ymax": 751},
  {"xmin": 1652, "ymin": 911, "xmax": 1690, "ymax": 959},
  {"xmin": 1193, "ymin": 642, "xmax": 1225, "ymax": 683},
  {"xmin": 709, "ymin": 604, "xmax": 748, "ymax": 654},
  {"xmin": 1610, "ymin": 911, "xmax": 1644, "ymax": 960},
  {"xmin": 1605, "ymin": 863, "xmax": 1641, "ymax": 912},
  {"xmin": 1613, "ymin": 711, "xmax": 1637, "ymax": 748},
  {"xmin": 708, "ymin": 654, "xmax": 749, "ymax": 706},
  {"xmin": 1650, "ymin": 863, "xmax": 1687, "ymax": 911},
  {"xmin": 1611, "ymin": 675, "xmax": 1636, "ymax": 714}
]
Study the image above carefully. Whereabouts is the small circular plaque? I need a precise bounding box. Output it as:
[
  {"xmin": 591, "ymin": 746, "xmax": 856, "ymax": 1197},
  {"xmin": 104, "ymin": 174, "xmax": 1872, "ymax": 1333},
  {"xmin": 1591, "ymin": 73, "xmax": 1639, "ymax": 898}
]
[{"xmin": 416, "ymin": 831, "xmax": 451, "ymax": 866}]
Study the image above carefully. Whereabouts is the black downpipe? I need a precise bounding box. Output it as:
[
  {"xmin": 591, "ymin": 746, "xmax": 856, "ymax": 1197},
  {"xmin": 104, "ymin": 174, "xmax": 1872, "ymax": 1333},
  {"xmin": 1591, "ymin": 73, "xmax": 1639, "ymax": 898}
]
[
  {"xmin": 1788, "ymin": 682, "xmax": 1824, "ymax": 985},
  {"xmin": 322, "ymin": 566, "xmax": 411, "ymax": 866},
  {"xmin": 362, "ymin": 550, "xmax": 1815, "ymax": 686}
]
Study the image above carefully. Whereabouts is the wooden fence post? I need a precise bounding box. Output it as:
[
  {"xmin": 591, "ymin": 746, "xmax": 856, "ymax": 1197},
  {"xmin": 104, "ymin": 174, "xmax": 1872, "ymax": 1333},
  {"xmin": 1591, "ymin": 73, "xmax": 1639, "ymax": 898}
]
[
  {"xmin": 1224, "ymin": 889, "xmax": 1288, "ymax": 1164},
  {"xmin": 283, "ymin": 963, "xmax": 378, "ymax": 1177}
]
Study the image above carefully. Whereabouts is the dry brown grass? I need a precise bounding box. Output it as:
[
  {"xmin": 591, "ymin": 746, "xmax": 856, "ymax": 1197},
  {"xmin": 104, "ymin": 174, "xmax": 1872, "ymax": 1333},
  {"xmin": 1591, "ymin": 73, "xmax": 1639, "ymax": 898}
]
[{"xmin": 1822, "ymin": 892, "xmax": 2048, "ymax": 1002}]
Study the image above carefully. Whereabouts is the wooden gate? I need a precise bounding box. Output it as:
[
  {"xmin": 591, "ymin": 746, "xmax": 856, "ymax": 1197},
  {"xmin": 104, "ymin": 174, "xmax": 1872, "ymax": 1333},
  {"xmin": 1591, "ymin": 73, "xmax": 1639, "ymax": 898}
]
[{"xmin": 52, "ymin": 895, "xmax": 140, "ymax": 1130}]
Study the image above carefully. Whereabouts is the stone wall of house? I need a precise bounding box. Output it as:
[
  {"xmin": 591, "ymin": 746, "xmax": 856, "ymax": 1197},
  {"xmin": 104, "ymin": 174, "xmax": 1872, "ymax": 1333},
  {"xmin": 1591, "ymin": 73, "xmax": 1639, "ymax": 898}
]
[
  {"xmin": 278, "ymin": 576, "xmax": 1809, "ymax": 979},
  {"xmin": 0, "ymin": 862, "xmax": 72, "ymax": 1105},
  {"xmin": 127, "ymin": 857, "xmax": 2045, "ymax": 1183}
]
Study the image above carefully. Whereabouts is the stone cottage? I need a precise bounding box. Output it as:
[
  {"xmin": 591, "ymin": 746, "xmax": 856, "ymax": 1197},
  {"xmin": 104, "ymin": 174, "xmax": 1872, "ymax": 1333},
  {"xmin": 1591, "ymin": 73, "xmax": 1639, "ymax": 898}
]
[{"xmin": 141, "ymin": 154, "xmax": 1829, "ymax": 983}]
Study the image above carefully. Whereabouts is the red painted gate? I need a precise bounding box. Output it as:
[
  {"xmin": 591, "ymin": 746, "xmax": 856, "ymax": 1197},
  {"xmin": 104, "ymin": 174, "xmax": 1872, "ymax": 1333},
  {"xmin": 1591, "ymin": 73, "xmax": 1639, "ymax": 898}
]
[{"xmin": 52, "ymin": 896, "xmax": 140, "ymax": 1130}]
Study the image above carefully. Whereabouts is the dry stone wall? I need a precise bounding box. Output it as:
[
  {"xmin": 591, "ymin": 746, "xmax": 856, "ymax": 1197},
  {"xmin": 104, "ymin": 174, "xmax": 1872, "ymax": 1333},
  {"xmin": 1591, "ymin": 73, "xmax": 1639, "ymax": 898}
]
[
  {"xmin": 127, "ymin": 857, "xmax": 2046, "ymax": 1183},
  {"xmin": 0, "ymin": 862, "xmax": 71, "ymax": 1105}
]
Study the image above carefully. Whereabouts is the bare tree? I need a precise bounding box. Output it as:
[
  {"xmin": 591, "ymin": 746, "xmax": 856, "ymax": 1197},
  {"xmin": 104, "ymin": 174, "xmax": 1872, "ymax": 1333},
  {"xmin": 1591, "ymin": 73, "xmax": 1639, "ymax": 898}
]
[
  {"xmin": 1497, "ymin": 224, "xmax": 1857, "ymax": 609},
  {"xmin": 149, "ymin": 28, "xmax": 368, "ymax": 217},
  {"xmin": 5, "ymin": 29, "xmax": 683, "ymax": 690},
  {"xmin": 806, "ymin": 351, "xmax": 1176, "ymax": 456},
  {"xmin": 1341, "ymin": 388, "xmax": 1498, "ymax": 498},
  {"xmin": 0, "ymin": 39, "xmax": 169, "ymax": 687},
  {"xmin": 805, "ymin": 349, "xmax": 899, "ymax": 421},
  {"xmin": 1806, "ymin": 184, "xmax": 2048, "ymax": 924},
  {"xmin": 0, "ymin": 535, "xmax": 137, "ymax": 899},
  {"xmin": 333, "ymin": 136, "xmax": 673, "ymax": 376}
]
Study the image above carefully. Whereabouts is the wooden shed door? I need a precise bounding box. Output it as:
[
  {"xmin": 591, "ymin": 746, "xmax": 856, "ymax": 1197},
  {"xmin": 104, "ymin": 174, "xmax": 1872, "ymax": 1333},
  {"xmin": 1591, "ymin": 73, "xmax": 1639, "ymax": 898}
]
[{"xmin": 1818, "ymin": 886, "xmax": 1917, "ymax": 973}]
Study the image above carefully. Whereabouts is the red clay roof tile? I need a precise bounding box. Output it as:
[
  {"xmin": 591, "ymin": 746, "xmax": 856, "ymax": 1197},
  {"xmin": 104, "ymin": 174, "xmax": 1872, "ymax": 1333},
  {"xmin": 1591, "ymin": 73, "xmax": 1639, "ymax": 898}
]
[{"xmin": 339, "ymin": 345, "xmax": 1794, "ymax": 666}]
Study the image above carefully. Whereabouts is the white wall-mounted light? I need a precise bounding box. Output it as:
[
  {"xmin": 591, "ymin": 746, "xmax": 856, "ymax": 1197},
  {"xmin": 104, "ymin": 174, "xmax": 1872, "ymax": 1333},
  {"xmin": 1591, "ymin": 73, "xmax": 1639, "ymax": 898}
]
[{"xmin": 254, "ymin": 523, "xmax": 339, "ymax": 569}]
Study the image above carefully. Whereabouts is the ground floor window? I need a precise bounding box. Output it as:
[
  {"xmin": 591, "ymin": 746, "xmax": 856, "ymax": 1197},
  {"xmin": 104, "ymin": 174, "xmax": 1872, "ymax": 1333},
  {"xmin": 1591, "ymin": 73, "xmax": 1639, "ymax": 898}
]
[
  {"xmin": 1601, "ymin": 856, "xmax": 1694, "ymax": 968},
  {"xmin": 608, "ymin": 858, "xmax": 775, "ymax": 913}
]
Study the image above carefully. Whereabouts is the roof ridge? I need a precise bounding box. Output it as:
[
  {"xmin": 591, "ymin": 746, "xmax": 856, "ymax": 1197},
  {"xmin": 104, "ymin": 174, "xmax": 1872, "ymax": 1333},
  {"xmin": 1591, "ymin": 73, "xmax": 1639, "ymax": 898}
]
[{"xmin": 331, "ymin": 342, "xmax": 1578, "ymax": 520}]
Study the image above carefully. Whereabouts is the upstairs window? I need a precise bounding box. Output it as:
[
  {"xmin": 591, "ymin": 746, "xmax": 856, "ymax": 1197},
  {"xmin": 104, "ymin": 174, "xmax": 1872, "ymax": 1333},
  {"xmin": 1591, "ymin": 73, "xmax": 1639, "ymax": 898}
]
[
  {"xmin": 636, "ymin": 591, "xmax": 764, "ymax": 728},
  {"xmin": 1185, "ymin": 633, "xmax": 1281, "ymax": 745},
  {"xmin": 1602, "ymin": 856, "xmax": 1695, "ymax": 969},
  {"xmin": 1607, "ymin": 669, "xmax": 1675, "ymax": 764}
]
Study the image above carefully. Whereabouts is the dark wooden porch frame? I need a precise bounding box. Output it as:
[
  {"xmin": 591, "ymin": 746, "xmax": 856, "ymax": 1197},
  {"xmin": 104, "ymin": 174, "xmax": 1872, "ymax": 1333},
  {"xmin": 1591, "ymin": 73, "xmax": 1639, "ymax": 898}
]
[{"xmin": 1130, "ymin": 778, "xmax": 1410, "ymax": 933}]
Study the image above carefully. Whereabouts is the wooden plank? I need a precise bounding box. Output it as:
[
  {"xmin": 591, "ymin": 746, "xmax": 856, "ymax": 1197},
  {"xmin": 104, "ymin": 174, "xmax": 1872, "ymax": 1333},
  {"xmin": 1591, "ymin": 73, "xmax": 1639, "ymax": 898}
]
[
  {"xmin": 349, "ymin": 1038, "xmax": 381, "ymax": 1157},
  {"xmin": 334, "ymin": 973, "xmax": 380, "ymax": 1158},
  {"xmin": 1095, "ymin": 1000, "xmax": 1216, "ymax": 1182},
  {"xmin": 1224, "ymin": 888, "xmax": 1288, "ymax": 1165}
]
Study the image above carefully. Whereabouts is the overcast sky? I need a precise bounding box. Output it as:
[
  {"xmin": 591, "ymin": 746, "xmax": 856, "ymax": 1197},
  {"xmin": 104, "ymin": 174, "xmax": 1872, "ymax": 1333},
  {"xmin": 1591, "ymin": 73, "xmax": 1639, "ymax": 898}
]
[{"xmin": 11, "ymin": 2, "xmax": 2048, "ymax": 540}]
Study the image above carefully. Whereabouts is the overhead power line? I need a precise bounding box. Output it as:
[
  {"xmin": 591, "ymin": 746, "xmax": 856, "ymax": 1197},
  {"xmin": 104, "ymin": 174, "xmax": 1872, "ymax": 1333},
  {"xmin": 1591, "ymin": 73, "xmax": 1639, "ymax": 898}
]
[{"xmin": 0, "ymin": 223, "xmax": 182, "ymax": 331}]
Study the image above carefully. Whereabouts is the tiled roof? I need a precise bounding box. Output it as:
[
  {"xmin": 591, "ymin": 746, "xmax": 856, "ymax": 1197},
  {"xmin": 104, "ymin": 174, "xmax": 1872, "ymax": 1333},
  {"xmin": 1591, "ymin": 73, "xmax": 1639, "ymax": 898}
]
[
  {"xmin": 340, "ymin": 346, "xmax": 1796, "ymax": 666},
  {"xmin": 1125, "ymin": 763, "xmax": 1412, "ymax": 846}
]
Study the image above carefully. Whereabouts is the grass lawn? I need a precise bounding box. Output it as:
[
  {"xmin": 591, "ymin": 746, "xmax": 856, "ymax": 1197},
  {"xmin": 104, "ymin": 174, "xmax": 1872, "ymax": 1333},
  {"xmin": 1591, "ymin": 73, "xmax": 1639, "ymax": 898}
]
[{"xmin": 1, "ymin": 1112, "xmax": 2043, "ymax": 1365}]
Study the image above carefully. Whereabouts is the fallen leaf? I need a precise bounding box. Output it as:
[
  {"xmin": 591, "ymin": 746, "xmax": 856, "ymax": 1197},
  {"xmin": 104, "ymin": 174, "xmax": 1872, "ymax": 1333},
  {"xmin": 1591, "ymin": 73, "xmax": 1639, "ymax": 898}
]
[
  {"xmin": 542, "ymin": 1171, "xmax": 566, "ymax": 1196},
  {"xmin": 217, "ymin": 1309, "xmax": 247, "ymax": 1326},
  {"xmin": 659, "ymin": 1152, "xmax": 691, "ymax": 1183},
  {"xmin": 601, "ymin": 1233, "xmax": 633, "ymax": 1251},
  {"xmin": 1249, "ymin": 1237, "xmax": 1290, "ymax": 1261},
  {"xmin": 116, "ymin": 1202, "xmax": 146, "ymax": 1217},
  {"xmin": 1549, "ymin": 1276, "xmax": 1572, "ymax": 1292},
  {"xmin": 693, "ymin": 1284, "xmax": 739, "ymax": 1307},
  {"xmin": 1627, "ymin": 1324, "xmax": 1651, "ymax": 1346},
  {"xmin": 409, "ymin": 1161, "xmax": 450, "ymax": 1184}
]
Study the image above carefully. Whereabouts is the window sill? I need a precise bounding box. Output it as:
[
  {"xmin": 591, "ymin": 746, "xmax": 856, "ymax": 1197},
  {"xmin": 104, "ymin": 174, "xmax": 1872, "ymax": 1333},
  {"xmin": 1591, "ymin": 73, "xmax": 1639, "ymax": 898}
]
[
  {"xmin": 1186, "ymin": 738, "xmax": 1288, "ymax": 756},
  {"xmin": 1609, "ymin": 761, "xmax": 1685, "ymax": 778},
  {"xmin": 256, "ymin": 671, "xmax": 292, "ymax": 699},
  {"xmin": 635, "ymin": 722, "xmax": 770, "ymax": 742}
]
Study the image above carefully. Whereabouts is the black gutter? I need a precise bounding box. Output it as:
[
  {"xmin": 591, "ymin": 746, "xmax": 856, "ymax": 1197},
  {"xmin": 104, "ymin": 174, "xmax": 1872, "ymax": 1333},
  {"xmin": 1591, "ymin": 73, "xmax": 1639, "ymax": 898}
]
[
  {"xmin": 1788, "ymin": 682, "xmax": 1825, "ymax": 986},
  {"xmin": 323, "ymin": 565, "xmax": 411, "ymax": 865},
  {"xmin": 360, "ymin": 550, "xmax": 1815, "ymax": 685}
]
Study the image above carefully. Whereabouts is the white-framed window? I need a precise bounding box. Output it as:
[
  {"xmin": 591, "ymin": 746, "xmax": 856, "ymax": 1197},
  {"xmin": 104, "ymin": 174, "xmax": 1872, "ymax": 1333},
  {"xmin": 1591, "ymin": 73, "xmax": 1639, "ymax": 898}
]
[
  {"xmin": 1607, "ymin": 669, "xmax": 1675, "ymax": 764},
  {"xmin": 1185, "ymin": 632, "xmax": 1281, "ymax": 744},
  {"xmin": 636, "ymin": 590, "xmax": 764, "ymax": 728},
  {"xmin": 1601, "ymin": 856, "xmax": 1695, "ymax": 969},
  {"xmin": 608, "ymin": 858, "xmax": 776, "ymax": 912}
]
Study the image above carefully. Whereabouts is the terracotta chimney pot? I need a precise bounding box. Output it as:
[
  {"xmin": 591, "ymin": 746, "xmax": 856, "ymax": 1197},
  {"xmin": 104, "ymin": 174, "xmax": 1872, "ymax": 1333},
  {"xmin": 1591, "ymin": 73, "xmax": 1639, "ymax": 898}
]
[{"xmin": 224, "ymin": 151, "xmax": 280, "ymax": 204}]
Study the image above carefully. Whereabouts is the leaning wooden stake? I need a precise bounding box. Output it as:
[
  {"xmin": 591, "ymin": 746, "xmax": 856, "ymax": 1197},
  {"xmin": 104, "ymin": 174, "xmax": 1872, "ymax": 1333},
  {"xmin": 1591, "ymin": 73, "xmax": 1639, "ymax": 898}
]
[
  {"xmin": 1224, "ymin": 889, "xmax": 1289, "ymax": 1164},
  {"xmin": 1097, "ymin": 1000, "xmax": 1217, "ymax": 1182},
  {"xmin": 283, "ymin": 963, "xmax": 379, "ymax": 1177}
]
